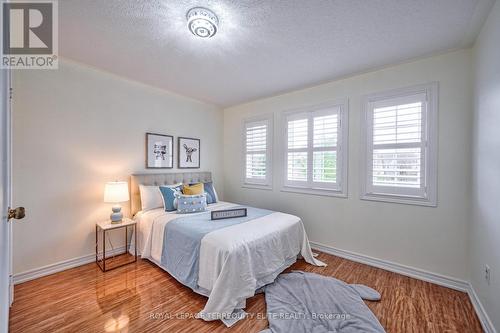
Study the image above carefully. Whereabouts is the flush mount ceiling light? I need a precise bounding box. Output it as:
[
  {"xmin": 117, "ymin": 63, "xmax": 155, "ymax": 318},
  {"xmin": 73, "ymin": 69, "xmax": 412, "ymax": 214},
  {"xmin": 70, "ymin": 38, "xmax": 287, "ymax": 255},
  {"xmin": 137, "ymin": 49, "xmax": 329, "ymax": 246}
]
[{"xmin": 186, "ymin": 7, "xmax": 219, "ymax": 38}]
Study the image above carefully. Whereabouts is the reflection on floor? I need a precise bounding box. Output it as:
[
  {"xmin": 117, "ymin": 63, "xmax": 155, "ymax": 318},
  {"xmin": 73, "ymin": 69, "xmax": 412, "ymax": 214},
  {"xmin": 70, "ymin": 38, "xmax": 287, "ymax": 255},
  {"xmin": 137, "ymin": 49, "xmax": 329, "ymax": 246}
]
[{"xmin": 9, "ymin": 251, "xmax": 483, "ymax": 332}]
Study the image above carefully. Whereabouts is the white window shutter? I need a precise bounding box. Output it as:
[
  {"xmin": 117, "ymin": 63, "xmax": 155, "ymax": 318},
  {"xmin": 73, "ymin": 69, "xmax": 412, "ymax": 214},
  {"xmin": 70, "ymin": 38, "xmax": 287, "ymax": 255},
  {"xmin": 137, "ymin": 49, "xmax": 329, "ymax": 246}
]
[
  {"xmin": 243, "ymin": 116, "xmax": 273, "ymax": 188},
  {"xmin": 362, "ymin": 83, "xmax": 438, "ymax": 206},
  {"xmin": 282, "ymin": 101, "xmax": 348, "ymax": 197},
  {"xmin": 372, "ymin": 100, "xmax": 423, "ymax": 189},
  {"xmin": 313, "ymin": 113, "xmax": 338, "ymax": 183},
  {"xmin": 287, "ymin": 117, "xmax": 308, "ymax": 181}
]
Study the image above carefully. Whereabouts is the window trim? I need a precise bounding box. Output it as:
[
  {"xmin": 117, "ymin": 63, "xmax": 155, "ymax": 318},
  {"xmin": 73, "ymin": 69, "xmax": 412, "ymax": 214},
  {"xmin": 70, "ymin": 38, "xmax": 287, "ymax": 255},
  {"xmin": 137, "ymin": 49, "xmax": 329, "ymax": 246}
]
[
  {"xmin": 242, "ymin": 114, "xmax": 273, "ymax": 190},
  {"xmin": 360, "ymin": 82, "xmax": 438, "ymax": 207},
  {"xmin": 280, "ymin": 99, "xmax": 349, "ymax": 198}
]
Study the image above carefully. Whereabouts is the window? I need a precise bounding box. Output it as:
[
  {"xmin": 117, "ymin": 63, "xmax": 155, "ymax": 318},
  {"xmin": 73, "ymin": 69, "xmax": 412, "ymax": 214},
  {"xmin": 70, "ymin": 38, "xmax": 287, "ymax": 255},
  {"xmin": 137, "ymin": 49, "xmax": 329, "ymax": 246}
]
[
  {"xmin": 361, "ymin": 83, "xmax": 438, "ymax": 206},
  {"xmin": 243, "ymin": 115, "xmax": 273, "ymax": 189},
  {"xmin": 282, "ymin": 100, "xmax": 348, "ymax": 197}
]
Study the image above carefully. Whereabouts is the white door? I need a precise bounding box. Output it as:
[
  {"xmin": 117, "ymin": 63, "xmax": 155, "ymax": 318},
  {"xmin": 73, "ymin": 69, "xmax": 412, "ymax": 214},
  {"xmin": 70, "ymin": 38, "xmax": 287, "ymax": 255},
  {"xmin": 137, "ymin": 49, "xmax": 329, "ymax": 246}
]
[{"xmin": 0, "ymin": 68, "xmax": 12, "ymax": 332}]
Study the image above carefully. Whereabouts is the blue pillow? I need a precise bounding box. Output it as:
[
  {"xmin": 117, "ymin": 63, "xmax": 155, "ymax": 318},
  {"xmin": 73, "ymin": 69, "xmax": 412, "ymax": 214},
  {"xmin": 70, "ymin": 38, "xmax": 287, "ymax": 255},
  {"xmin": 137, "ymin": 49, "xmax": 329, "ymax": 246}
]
[
  {"xmin": 159, "ymin": 185, "xmax": 182, "ymax": 211},
  {"xmin": 176, "ymin": 193, "xmax": 207, "ymax": 214},
  {"xmin": 190, "ymin": 181, "xmax": 218, "ymax": 204}
]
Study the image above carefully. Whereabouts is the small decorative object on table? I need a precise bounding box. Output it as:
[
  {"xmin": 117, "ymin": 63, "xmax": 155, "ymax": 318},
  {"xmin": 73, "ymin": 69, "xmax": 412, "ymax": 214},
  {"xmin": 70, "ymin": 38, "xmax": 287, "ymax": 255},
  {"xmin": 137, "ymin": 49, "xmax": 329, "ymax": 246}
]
[
  {"xmin": 178, "ymin": 137, "xmax": 200, "ymax": 168},
  {"xmin": 95, "ymin": 218, "xmax": 137, "ymax": 272},
  {"xmin": 211, "ymin": 208, "xmax": 248, "ymax": 220},
  {"xmin": 104, "ymin": 181, "xmax": 129, "ymax": 223}
]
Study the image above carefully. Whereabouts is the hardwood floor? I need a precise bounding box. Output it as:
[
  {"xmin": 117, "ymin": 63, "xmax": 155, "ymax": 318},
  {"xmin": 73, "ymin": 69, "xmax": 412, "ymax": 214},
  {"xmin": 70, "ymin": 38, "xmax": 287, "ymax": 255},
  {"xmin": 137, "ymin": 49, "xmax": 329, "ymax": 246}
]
[{"xmin": 9, "ymin": 252, "xmax": 483, "ymax": 333}]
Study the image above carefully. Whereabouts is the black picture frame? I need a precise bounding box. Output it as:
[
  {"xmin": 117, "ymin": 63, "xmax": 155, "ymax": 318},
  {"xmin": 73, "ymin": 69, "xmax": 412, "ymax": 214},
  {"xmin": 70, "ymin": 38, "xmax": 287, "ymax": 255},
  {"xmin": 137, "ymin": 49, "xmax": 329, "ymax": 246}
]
[
  {"xmin": 146, "ymin": 132, "xmax": 174, "ymax": 169},
  {"xmin": 178, "ymin": 137, "xmax": 200, "ymax": 169}
]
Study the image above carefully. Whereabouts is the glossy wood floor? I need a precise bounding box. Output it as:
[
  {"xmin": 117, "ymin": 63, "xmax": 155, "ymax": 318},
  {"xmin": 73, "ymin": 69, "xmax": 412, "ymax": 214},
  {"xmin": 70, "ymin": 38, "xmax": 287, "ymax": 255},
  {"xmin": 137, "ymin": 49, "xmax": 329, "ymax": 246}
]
[{"xmin": 10, "ymin": 252, "xmax": 483, "ymax": 333}]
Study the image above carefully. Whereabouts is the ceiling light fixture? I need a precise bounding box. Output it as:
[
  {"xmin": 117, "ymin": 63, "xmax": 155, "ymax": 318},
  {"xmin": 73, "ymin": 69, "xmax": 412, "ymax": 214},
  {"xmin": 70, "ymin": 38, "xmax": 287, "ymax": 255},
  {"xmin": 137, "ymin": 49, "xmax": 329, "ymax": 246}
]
[{"xmin": 186, "ymin": 7, "xmax": 218, "ymax": 38}]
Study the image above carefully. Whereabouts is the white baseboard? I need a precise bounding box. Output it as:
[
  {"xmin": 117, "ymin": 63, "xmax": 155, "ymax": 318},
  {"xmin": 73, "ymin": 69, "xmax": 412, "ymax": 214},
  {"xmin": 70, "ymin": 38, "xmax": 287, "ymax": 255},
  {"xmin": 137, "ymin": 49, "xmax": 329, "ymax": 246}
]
[
  {"xmin": 311, "ymin": 241, "xmax": 497, "ymax": 333},
  {"xmin": 467, "ymin": 284, "xmax": 497, "ymax": 333},
  {"xmin": 310, "ymin": 241, "xmax": 469, "ymax": 291},
  {"xmin": 13, "ymin": 246, "xmax": 128, "ymax": 285}
]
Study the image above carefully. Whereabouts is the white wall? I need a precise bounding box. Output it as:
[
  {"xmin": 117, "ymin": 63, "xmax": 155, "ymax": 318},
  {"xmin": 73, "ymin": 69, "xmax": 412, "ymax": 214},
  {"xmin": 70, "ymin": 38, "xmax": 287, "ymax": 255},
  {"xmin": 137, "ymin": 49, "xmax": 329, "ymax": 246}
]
[
  {"xmin": 11, "ymin": 22, "xmax": 498, "ymax": 327},
  {"xmin": 12, "ymin": 59, "xmax": 224, "ymax": 274},
  {"xmin": 471, "ymin": 0, "xmax": 500, "ymax": 330},
  {"xmin": 224, "ymin": 50, "xmax": 473, "ymax": 280}
]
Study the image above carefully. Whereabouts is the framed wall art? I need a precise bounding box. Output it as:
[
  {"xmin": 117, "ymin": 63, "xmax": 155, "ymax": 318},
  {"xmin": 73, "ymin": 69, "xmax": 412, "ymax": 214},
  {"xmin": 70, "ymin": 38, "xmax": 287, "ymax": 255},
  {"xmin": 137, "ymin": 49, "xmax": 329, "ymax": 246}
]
[
  {"xmin": 178, "ymin": 137, "xmax": 200, "ymax": 169},
  {"xmin": 146, "ymin": 133, "xmax": 173, "ymax": 169}
]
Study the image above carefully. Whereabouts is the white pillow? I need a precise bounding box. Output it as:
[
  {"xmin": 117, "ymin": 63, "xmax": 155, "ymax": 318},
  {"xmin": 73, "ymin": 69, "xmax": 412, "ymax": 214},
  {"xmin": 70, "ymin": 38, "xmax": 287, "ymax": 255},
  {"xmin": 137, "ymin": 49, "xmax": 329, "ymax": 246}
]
[{"xmin": 139, "ymin": 183, "xmax": 181, "ymax": 211}]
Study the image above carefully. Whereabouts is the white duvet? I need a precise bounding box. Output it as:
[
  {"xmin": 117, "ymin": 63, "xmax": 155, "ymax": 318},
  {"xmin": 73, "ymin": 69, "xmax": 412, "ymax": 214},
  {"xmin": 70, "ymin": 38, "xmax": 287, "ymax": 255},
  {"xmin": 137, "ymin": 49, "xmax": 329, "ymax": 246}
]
[{"xmin": 134, "ymin": 201, "xmax": 325, "ymax": 325}]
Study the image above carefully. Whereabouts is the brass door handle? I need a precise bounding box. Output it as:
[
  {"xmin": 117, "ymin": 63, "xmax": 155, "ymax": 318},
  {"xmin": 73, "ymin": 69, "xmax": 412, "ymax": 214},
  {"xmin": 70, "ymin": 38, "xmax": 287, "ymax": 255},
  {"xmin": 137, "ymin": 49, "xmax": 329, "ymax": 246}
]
[{"xmin": 8, "ymin": 207, "xmax": 25, "ymax": 220}]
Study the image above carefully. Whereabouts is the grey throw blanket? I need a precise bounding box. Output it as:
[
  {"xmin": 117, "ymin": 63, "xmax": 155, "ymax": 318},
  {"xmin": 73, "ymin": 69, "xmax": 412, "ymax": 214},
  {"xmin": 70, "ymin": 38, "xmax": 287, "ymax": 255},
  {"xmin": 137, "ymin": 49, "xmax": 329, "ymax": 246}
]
[{"xmin": 261, "ymin": 271, "xmax": 385, "ymax": 333}]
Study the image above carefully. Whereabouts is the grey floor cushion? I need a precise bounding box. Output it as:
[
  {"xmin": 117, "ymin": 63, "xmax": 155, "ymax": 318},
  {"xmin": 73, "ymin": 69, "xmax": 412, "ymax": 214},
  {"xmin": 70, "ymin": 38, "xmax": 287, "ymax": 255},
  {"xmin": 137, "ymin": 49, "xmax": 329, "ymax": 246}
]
[{"xmin": 261, "ymin": 271, "xmax": 386, "ymax": 333}]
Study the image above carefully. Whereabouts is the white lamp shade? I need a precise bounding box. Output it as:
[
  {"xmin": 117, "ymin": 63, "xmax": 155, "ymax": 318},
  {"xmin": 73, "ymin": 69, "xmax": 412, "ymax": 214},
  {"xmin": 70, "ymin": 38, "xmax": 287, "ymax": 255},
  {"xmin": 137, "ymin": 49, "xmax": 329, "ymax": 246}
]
[{"xmin": 104, "ymin": 181, "xmax": 129, "ymax": 203}]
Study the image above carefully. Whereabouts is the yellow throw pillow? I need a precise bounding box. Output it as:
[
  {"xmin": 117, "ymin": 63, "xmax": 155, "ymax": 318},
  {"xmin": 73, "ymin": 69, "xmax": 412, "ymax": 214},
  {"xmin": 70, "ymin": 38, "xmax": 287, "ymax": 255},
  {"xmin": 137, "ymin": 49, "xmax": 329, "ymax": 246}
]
[{"xmin": 183, "ymin": 183, "xmax": 204, "ymax": 195}]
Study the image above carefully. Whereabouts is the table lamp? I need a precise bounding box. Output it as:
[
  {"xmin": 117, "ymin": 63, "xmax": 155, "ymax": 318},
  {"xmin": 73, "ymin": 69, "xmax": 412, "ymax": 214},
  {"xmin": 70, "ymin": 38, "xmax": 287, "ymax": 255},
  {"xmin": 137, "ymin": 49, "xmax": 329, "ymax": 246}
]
[{"xmin": 104, "ymin": 181, "xmax": 129, "ymax": 223}]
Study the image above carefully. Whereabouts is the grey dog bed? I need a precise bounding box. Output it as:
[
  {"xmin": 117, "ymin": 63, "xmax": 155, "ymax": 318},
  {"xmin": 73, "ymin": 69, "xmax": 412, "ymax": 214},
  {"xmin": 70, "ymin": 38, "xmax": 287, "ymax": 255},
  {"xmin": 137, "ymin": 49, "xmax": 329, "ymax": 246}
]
[{"xmin": 260, "ymin": 271, "xmax": 385, "ymax": 333}]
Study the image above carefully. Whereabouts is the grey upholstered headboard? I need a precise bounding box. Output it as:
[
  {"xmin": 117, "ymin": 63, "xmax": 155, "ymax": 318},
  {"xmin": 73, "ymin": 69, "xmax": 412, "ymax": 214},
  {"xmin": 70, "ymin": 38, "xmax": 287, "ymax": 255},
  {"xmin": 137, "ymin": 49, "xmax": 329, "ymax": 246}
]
[{"xmin": 130, "ymin": 172, "xmax": 212, "ymax": 216}]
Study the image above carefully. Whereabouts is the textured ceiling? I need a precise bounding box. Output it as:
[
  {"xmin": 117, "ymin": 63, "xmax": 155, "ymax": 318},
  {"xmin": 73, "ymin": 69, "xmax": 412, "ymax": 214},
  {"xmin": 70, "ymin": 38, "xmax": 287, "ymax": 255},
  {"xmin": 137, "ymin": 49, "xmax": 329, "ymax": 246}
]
[{"xmin": 59, "ymin": 0, "xmax": 493, "ymax": 107}]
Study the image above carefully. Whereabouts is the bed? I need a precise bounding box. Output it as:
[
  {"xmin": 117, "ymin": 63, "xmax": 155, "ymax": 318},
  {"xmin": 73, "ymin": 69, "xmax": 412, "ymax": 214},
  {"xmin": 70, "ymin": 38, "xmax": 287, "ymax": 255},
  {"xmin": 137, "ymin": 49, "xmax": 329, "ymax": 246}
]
[{"xmin": 130, "ymin": 172, "xmax": 325, "ymax": 326}]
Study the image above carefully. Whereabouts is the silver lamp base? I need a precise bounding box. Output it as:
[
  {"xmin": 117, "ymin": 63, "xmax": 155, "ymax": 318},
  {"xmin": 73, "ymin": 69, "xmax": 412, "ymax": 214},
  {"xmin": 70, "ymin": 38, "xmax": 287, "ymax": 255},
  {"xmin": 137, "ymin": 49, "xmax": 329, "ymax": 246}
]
[{"xmin": 110, "ymin": 204, "xmax": 123, "ymax": 223}]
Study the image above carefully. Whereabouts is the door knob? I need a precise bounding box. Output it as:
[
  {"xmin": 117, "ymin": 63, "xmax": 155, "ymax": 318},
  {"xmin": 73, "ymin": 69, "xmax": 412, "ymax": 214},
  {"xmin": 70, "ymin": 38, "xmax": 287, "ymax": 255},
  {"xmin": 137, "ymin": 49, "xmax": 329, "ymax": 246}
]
[{"xmin": 8, "ymin": 207, "xmax": 25, "ymax": 220}]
